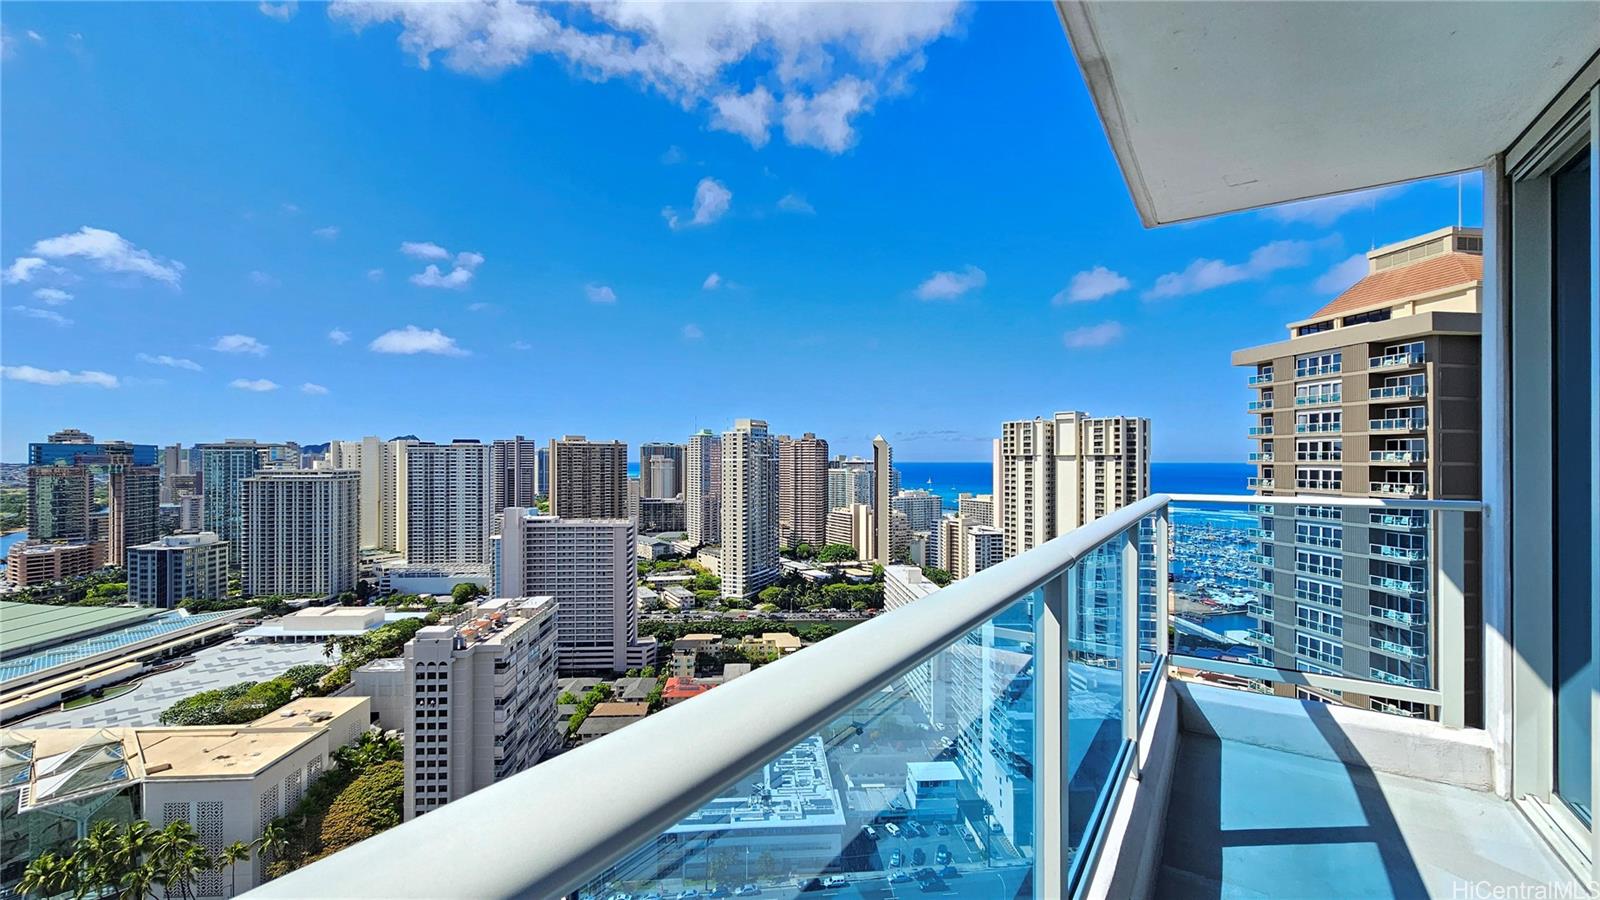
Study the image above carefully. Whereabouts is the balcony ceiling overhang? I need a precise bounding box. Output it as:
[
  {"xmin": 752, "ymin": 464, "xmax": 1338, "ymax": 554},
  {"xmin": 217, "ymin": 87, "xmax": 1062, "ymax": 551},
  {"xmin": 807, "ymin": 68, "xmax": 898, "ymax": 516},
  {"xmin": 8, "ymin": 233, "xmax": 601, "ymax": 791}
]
[{"xmin": 1056, "ymin": 1, "xmax": 1600, "ymax": 226}]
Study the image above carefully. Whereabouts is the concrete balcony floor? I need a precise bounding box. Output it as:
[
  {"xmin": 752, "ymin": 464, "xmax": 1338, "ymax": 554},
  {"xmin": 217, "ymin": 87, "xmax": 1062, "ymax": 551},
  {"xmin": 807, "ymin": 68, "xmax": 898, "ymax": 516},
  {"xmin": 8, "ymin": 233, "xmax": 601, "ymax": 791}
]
[{"xmin": 1156, "ymin": 688, "xmax": 1576, "ymax": 898}]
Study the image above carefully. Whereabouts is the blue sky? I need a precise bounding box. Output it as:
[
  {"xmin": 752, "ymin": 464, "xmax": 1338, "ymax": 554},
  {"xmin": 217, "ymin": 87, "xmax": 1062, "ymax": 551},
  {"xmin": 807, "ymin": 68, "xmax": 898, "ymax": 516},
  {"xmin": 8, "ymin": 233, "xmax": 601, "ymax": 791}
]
[{"xmin": 0, "ymin": 2, "xmax": 1482, "ymax": 463}]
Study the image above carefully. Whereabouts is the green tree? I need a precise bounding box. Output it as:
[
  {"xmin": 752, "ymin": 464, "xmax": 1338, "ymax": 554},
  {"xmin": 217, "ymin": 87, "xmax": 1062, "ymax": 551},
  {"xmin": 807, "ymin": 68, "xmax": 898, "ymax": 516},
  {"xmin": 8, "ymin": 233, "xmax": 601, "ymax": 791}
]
[
  {"xmin": 256, "ymin": 821, "xmax": 289, "ymax": 874},
  {"xmin": 921, "ymin": 566, "xmax": 953, "ymax": 587},
  {"xmin": 795, "ymin": 542, "xmax": 814, "ymax": 559},
  {"xmin": 317, "ymin": 760, "xmax": 404, "ymax": 854},
  {"xmin": 450, "ymin": 582, "xmax": 487, "ymax": 604},
  {"xmin": 218, "ymin": 841, "xmax": 251, "ymax": 899},
  {"xmin": 19, "ymin": 851, "xmax": 76, "ymax": 898},
  {"xmin": 817, "ymin": 543, "xmax": 857, "ymax": 563}
]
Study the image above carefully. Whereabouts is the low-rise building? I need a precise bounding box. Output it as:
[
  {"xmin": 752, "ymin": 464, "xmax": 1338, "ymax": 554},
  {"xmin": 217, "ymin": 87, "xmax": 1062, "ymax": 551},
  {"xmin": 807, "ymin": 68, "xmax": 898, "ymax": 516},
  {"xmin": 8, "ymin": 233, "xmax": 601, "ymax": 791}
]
[
  {"xmin": 238, "ymin": 606, "xmax": 419, "ymax": 644},
  {"xmin": 376, "ymin": 561, "xmax": 490, "ymax": 597},
  {"xmin": 5, "ymin": 540, "xmax": 98, "ymax": 588},
  {"xmin": 739, "ymin": 632, "xmax": 802, "ymax": 655},
  {"xmin": 126, "ymin": 531, "xmax": 229, "ymax": 608},
  {"xmin": 573, "ymin": 700, "xmax": 650, "ymax": 746},
  {"xmin": 0, "ymin": 696, "xmax": 370, "ymax": 898}
]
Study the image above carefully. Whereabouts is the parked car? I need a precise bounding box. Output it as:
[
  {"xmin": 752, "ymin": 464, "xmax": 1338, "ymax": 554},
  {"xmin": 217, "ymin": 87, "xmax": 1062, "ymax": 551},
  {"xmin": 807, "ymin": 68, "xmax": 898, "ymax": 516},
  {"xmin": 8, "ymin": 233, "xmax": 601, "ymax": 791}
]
[
  {"xmin": 822, "ymin": 877, "xmax": 848, "ymax": 889},
  {"xmin": 935, "ymin": 845, "xmax": 951, "ymax": 865},
  {"xmin": 888, "ymin": 872, "xmax": 913, "ymax": 884},
  {"xmin": 707, "ymin": 888, "xmax": 730, "ymax": 898},
  {"xmin": 912, "ymin": 848, "xmax": 926, "ymax": 866},
  {"xmin": 674, "ymin": 891, "xmax": 700, "ymax": 900},
  {"xmin": 734, "ymin": 887, "xmax": 762, "ymax": 897},
  {"xmin": 797, "ymin": 879, "xmax": 824, "ymax": 893},
  {"xmin": 939, "ymin": 865, "xmax": 959, "ymax": 879},
  {"xmin": 883, "ymin": 822, "xmax": 901, "ymax": 837},
  {"xmin": 889, "ymin": 850, "xmax": 903, "ymax": 868},
  {"xmin": 919, "ymin": 878, "xmax": 946, "ymax": 893},
  {"xmin": 936, "ymin": 823, "xmax": 950, "ymax": 836},
  {"xmin": 863, "ymin": 825, "xmax": 878, "ymax": 841}
]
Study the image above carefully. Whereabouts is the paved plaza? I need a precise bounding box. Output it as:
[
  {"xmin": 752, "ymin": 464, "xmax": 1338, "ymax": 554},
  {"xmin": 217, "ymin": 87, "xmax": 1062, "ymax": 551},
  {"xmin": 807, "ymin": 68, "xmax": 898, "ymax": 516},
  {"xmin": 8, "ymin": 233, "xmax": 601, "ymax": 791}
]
[{"xmin": 15, "ymin": 639, "xmax": 334, "ymax": 729}]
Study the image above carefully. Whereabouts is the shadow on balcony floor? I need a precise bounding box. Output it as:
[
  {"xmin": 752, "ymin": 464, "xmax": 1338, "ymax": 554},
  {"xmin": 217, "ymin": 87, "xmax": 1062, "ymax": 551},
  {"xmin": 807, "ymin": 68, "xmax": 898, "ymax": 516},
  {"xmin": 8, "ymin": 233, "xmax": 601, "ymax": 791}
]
[{"xmin": 1157, "ymin": 691, "xmax": 1575, "ymax": 898}]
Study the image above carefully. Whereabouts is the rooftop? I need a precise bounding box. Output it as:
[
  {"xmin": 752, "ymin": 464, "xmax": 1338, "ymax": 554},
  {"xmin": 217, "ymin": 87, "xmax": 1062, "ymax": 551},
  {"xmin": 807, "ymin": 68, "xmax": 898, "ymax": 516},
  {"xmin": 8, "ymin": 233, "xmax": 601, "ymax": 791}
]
[
  {"xmin": 1306, "ymin": 250, "xmax": 1483, "ymax": 321},
  {"xmin": 0, "ymin": 605, "xmax": 247, "ymax": 685},
  {"xmin": 0, "ymin": 602, "xmax": 157, "ymax": 659}
]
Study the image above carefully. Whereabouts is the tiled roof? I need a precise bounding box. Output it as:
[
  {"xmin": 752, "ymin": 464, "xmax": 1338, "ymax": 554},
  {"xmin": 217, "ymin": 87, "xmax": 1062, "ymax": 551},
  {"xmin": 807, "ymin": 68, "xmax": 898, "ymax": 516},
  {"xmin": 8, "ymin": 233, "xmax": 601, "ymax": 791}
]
[{"xmin": 1309, "ymin": 252, "xmax": 1482, "ymax": 319}]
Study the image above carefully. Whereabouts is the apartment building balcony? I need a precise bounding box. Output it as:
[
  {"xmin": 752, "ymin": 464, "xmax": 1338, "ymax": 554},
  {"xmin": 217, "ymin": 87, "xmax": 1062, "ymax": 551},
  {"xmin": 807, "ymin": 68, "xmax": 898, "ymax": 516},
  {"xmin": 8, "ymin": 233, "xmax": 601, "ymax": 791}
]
[
  {"xmin": 1245, "ymin": 629, "xmax": 1275, "ymax": 648},
  {"xmin": 1245, "ymin": 601, "xmax": 1274, "ymax": 620},
  {"xmin": 1244, "ymin": 527, "xmax": 1273, "ymax": 540},
  {"xmin": 1369, "ymin": 384, "xmax": 1427, "ymax": 402},
  {"xmin": 1246, "ymin": 424, "xmax": 1275, "ymax": 436},
  {"xmin": 1370, "ymin": 417, "xmax": 1426, "ymax": 434},
  {"xmin": 1371, "ymin": 603, "xmax": 1421, "ymax": 627},
  {"xmin": 1246, "ymin": 370, "xmax": 1275, "ymax": 385},
  {"xmin": 1370, "ymin": 449, "xmax": 1426, "ymax": 464},
  {"xmin": 1246, "ymin": 450, "xmax": 1274, "ymax": 462},
  {"xmin": 1294, "ymin": 393, "xmax": 1341, "ymax": 408},
  {"xmin": 1295, "ymin": 363, "xmax": 1342, "ymax": 378},
  {"xmin": 1370, "ymin": 510, "xmax": 1428, "ymax": 531},
  {"xmin": 1295, "ymin": 422, "xmax": 1341, "ymax": 434},
  {"xmin": 1371, "ymin": 638, "xmax": 1427, "ymax": 661},
  {"xmin": 1251, "ymin": 551, "xmax": 1275, "ymax": 567},
  {"xmin": 1371, "ymin": 574, "xmax": 1427, "ymax": 595},
  {"xmin": 1369, "ymin": 668, "xmax": 1426, "ymax": 689},
  {"xmin": 1294, "ymin": 478, "xmax": 1343, "ymax": 493},
  {"xmin": 1371, "ymin": 543, "xmax": 1427, "ymax": 561},
  {"xmin": 1372, "ymin": 480, "xmax": 1426, "ymax": 497},
  {"xmin": 1370, "ymin": 350, "xmax": 1427, "ymax": 371},
  {"xmin": 1246, "ymin": 398, "xmax": 1275, "ymax": 411},
  {"xmin": 1245, "ymin": 476, "xmax": 1274, "ymax": 490}
]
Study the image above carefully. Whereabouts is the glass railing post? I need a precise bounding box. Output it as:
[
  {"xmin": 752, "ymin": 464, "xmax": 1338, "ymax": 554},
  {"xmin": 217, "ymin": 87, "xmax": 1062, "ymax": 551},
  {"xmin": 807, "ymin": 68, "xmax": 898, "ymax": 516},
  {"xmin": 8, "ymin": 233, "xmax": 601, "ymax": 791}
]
[
  {"xmin": 1121, "ymin": 528, "xmax": 1140, "ymax": 759},
  {"xmin": 1437, "ymin": 509, "xmax": 1467, "ymax": 728},
  {"xmin": 1155, "ymin": 505, "xmax": 1170, "ymax": 661},
  {"xmin": 1037, "ymin": 572, "xmax": 1069, "ymax": 897}
]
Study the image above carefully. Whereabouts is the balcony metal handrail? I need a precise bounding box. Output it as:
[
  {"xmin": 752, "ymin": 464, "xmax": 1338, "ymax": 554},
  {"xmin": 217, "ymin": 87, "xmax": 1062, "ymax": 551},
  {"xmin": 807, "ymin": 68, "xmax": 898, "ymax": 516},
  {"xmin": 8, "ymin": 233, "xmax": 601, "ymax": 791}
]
[
  {"xmin": 1294, "ymin": 393, "xmax": 1341, "ymax": 406},
  {"xmin": 1370, "ymin": 350, "xmax": 1426, "ymax": 369},
  {"xmin": 1371, "ymin": 417, "xmax": 1426, "ymax": 432},
  {"xmin": 1247, "ymin": 451, "xmax": 1274, "ymax": 462},
  {"xmin": 1295, "ymin": 422, "xmax": 1341, "ymax": 433},
  {"xmin": 1246, "ymin": 371, "xmax": 1275, "ymax": 385},
  {"xmin": 1247, "ymin": 425, "xmax": 1275, "ymax": 436},
  {"xmin": 253, "ymin": 492, "xmax": 1170, "ymax": 899},
  {"xmin": 1369, "ymin": 384, "xmax": 1427, "ymax": 401},
  {"xmin": 1370, "ymin": 449, "xmax": 1426, "ymax": 463},
  {"xmin": 1246, "ymin": 399, "xmax": 1274, "ymax": 411}
]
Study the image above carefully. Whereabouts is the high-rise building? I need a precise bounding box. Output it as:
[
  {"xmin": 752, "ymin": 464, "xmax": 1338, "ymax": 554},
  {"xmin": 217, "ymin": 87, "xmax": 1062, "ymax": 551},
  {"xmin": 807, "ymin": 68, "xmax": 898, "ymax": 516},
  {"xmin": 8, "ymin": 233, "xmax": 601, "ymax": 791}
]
[
  {"xmin": 957, "ymin": 493, "xmax": 995, "ymax": 531},
  {"xmin": 46, "ymin": 428, "xmax": 93, "ymax": 444},
  {"xmin": 825, "ymin": 503, "xmax": 874, "ymax": 556},
  {"xmin": 720, "ymin": 419, "xmax": 780, "ymax": 599},
  {"xmin": 685, "ymin": 430, "xmax": 721, "ymax": 547},
  {"xmin": 178, "ymin": 494, "xmax": 204, "ymax": 533},
  {"xmin": 126, "ymin": 531, "xmax": 229, "ymax": 608},
  {"xmin": 935, "ymin": 515, "xmax": 965, "ymax": 577},
  {"xmin": 639, "ymin": 443, "xmax": 685, "ymax": 499},
  {"xmin": 159, "ymin": 443, "xmax": 188, "ymax": 504},
  {"xmin": 964, "ymin": 526, "xmax": 1005, "ymax": 579},
  {"xmin": 198, "ymin": 441, "xmax": 271, "ymax": 566},
  {"xmin": 240, "ymin": 469, "xmax": 360, "ymax": 597},
  {"xmin": 406, "ymin": 441, "xmax": 493, "ymax": 565},
  {"xmin": 348, "ymin": 436, "xmax": 415, "ymax": 553},
  {"xmin": 998, "ymin": 412, "xmax": 1151, "ymax": 559},
  {"xmin": 549, "ymin": 436, "xmax": 629, "ymax": 519},
  {"xmin": 494, "ymin": 512, "xmax": 656, "ymax": 673},
  {"xmin": 894, "ymin": 489, "xmax": 944, "ymax": 561},
  {"xmin": 1234, "ymin": 225, "xmax": 1483, "ymax": 700},
  {"xmin": 26, "ymin": 465, "xmax": 91, "ymax": 543},
  {"xmin": 400, "ymin": 597, "xmax": 560, "ymax": 820},
  {"xmin": 637, "ymin": 497, "xmax": 686, "ymax": 534},
  {"xmin": 826, "ymin": 456, "xmax": 874, "ymax": 512},
  {"xmin": 29, "ymin": 435, "xmax": 156, "ymax": 467},
  {"xmin": 872, "ymin": 436, "xmax": 894, "ymax": 567},
  {"xmin": 5, "ymin": 541, "xmax": 97, "ymax": 587},
  {"xmin": 535, "ymin": 448, "xmax": 550, "ymax": 499},
  {"xmin": 105, "ymin": 443, "xmax": 160, "ymax": 569},
  {"xmin": 777, "ymin": 432, "xmax": 829, "ymax": 551},
  {"xmin": 883, "ymin": 565, "xmax": 946, "ymax": 718},
  {"xmin": 492, "ymin": 436, "xmax": 540, "ymax": 512}
]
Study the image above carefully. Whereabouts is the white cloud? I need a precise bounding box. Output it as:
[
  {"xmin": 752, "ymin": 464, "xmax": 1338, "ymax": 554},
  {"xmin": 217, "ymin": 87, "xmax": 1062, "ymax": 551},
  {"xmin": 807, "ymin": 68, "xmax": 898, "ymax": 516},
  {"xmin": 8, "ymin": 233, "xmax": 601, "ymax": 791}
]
[
  {"xmin": 301, "ymin": 382, "xmax": 330, "ymax": 395},
  {"xmin": 3, "ymin": 257, "xmax": 48, "ymax": 284},
  {"xmin": 259, "ymin": 1, "xmax": 297, "ymax": 21},
  {"xmin": 915, "ymin": 264, "xmax": 986, "ymax": 301},
  {"xmin": 585, "ymin": 283, "xmax": 617, "ymax": 304},
  {"xmin": 400, "ymin": 241, "xmax": 450, "ymax": 260},
  {"xmin": 661, "ymin": 145, "xmax": 686, "ymax": 165},
  {"xmin": 401, "ymin": 242, "xmax": 481, "ymax": 289},
  {"xmin": 312, "ymin": 225, "xmax": 340, "ymax": 240},
  {"xmin": 1144, "ymin": 240, "xmax": 1317, "ymax": 300},
  {"xmin": 1062, "ymin": 321, "xmax": 1125, "ymax": 349},
  {"xmin": 366, "ymin": 268, "xmax": 385, "ymax": 281},
  {"xmin": 664, "ymin": 177, "xmax": 732, "ymax": 230},
  {"xmin": 248, "ymin": 270, "xmax": 279, "ymax": 288},
  {"xmin": 230, "ymin": 378, "xmax": 280, "ymax": 392},
  {"xmin": 781, "ymin": 76, "xmax": 872, "ymax": 153},
  {"xmin": 1314, "ymin": 253, "xmax": 1370, "ymax": 294},
  {"xmin": 27, "ymin": 30, "xmax": 43, "ymax": 43},
  {"xmin": 10, "ymin": 306, "xmax": 72, "ymax": 326},
  {"xmin": 281, "ymin": 202, "xmax": 301, "ymax": 215},
  {"xmin": 136, "ymin": 353, "xmax": 202, "ymax": 371},
  {"xmin": 32, "ymin": 287, "xmax": 72, "ymax": 305},
  {"xmin": 369, "ymin": 325, "xmax": 468, "ymax": 356},
  {"xmin": 777, "ymin": 193, "xmax": 815, "ymax": 215},
  {"xmin": 2, "ymin": 365, "xmax": 118, "ymax": 388},
  {"xmin": 213, "ymin": 334, "xmax": 269, "ymax": 355},
  {"xmin": 327, "ymin": 329, "xmax": 350, "ymax": 345},
  {"xmin": 1262, "ymin": 185, "xmax": 1404, "ymax": 227},
  {"xmin": 410, "ymin": 264, "xmax": 474, "ymax": 289},
  {"xmin": 328, "ymin": 1, "xmax": 964, "ymax": 154},
  {"xmin": 702, "ymin": 272, "xmax": 722, "ymax": 290},
  {"xmin": 510, "ymin": 339, "xmax": 533, "ymax": 351},
  {"xmin": 682, "ymin": 323, "xmax": 704, "ymax": 340},
  {"xmin": 20, "ymin": 227, "xmax": 183, "ymax": 285},
  {"xmin": 710, "ymin": 86, "xmax": 776, "ymax": 147},
  {"xmin": 1054, "ymin": 266, "xmax": 1130, "ymax": 304}
]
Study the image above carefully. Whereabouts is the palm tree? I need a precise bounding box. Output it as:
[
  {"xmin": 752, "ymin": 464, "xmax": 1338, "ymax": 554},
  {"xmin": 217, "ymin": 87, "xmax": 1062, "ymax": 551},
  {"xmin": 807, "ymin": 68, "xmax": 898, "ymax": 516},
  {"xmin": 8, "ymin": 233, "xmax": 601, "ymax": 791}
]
[
  {"xmin": 19, "ymin": 851, "xmax": 75, "ymax": 898},
  {"xmin": 148, "ymin": 821, "xmax": 206, "ymax": 900},
  {"xmin": 218, "ymin": 841, "xmax": 251, "ymax": 898},
  {"xmin": 255, "ymin": 820, "xmax": 290, "ymax": 878},
  {"xmin": 116, "ymin": 864, "xmax": 157, "ymax": 900},
  {"xmin": 75, "ymin": 821, "xmax": 125, "ymax": 898},
  {"xmin": 111, "ymin": 821, "xmax": 155, "ymax": 876}
]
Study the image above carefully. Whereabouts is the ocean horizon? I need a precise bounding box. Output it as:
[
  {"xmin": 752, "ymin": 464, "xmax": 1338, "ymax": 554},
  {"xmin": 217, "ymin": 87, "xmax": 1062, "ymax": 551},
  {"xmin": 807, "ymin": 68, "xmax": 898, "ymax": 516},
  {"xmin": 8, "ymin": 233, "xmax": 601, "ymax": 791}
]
[{"xmin": 628, "ymin": 460, "xmax": 1253, "ymax": 511}]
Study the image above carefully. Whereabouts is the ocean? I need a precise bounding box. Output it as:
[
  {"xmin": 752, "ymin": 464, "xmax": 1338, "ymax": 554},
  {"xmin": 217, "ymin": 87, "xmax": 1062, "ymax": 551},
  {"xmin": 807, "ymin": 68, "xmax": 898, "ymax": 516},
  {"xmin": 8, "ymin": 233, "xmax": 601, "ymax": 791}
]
[{"xmin": 898, "ymin": 461, "xmax": 1254, "ymax": 511}]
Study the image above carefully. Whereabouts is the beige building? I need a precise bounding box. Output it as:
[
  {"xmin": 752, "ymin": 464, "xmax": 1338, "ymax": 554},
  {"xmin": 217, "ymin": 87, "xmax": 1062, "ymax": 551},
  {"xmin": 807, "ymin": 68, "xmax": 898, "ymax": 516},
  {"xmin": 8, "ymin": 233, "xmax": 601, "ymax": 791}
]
[
  {"xmin": 720, "ymin": 419, "xmax": 780, "ymax": 599},
  {"xmin": 684, "ymin": 430, "xmax": 721, "ymax": 547},
  {"xmin": 327, "ymin": 437, "xmax": 413, "ymax": 552},
  {"xmin": 493, "ymin": 512, "xmax": 655, "ymax": 673},
  {"xmin": 1233, "ymin": 225, "xmax": 1483, "ymax": 700},
  {"xmin": 405, "ymin": 441, "xmax": 493, "ymax": 565},
  {"xmin": 4, "ymin": 540, "xmax": 97, "ymax": 587},
  {"xmin": 998, "ymin": 412, "xmax": 1151, "ymax": 559},
  {"xmin": 548, "ymin": 436, "xmax": 629, "ymax": 519},
  {"xmin": 825, "ymin": 503, "xmax": 873, "ymax": 557},
  {"xmin": 396, "ymin": 597, "xmax": 559, "ymax": 820},
  {"xmin": 777, "ymin": 432, "xmax": 829, "ymax": 550},
  {"xmin": 240, "ymin": 469, "xmax": 360, "ymax": 598},
  {"xmin": 0, "ymin": 697, "xmax": 369, "ymax": 898}
]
